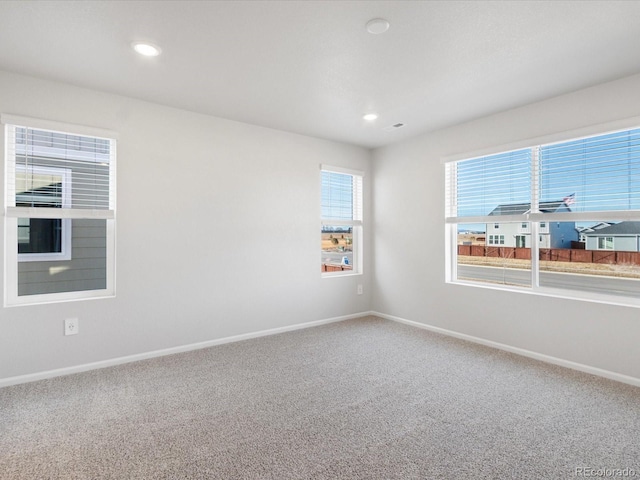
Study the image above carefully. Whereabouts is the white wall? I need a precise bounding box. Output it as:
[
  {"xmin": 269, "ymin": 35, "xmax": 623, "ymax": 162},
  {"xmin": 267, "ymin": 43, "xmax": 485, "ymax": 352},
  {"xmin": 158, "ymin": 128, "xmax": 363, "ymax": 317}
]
[
  {"xmin": 372, "ymin": 73, "xmax": 640, "ymax": 380},
  {"xmin": 4, "ymin": 67, "xmax": 640, "ymax": 385},
  {"xmin": 0, "ymin": 70, "xmax": 371, "ymax": 381}
]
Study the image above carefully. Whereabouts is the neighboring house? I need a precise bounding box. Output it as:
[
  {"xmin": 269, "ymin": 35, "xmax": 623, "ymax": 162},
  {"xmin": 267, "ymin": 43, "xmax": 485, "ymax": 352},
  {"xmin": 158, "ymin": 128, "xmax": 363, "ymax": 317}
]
[
  {"xmin": 486, "ymin": 199, "xmax": 578, "ymax": 248},
  {"xmin": 577, "ymin": 222, "xmax": 613, "ymax": 243},
  {"xmin": 584, "ymin": 221, "xmax": 640, "ymax": 252}
]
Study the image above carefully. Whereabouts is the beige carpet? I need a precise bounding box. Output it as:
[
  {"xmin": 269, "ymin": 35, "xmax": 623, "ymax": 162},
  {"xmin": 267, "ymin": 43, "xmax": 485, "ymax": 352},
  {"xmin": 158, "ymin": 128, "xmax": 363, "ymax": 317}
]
[{"xmin": 1, "ymin": 316, "xmax": 639, "ymax": 479}]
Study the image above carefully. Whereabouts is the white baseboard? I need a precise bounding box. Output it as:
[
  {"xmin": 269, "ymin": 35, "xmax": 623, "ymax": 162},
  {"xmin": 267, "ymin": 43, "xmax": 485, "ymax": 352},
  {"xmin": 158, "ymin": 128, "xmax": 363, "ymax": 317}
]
[
  {"xmin": 8, "ymin": 310, "xmax": 634, "ymax": 390},
  {"xmin": 372, "ymin": 311, "xmax": 640, "ymax": 388},
  {"xmin": 0, "ymin": 311, "xmax": 371, "ymax": 388}
]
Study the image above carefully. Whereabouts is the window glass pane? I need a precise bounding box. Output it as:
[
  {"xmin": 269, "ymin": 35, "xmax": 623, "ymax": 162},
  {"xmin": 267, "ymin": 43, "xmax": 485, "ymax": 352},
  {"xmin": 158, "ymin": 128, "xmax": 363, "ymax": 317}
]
[
  {"xmin": 539, "ymin": 220, "xmax": 640, "ymax": 298},
  {"xmin": 539, "ymin": 129, "xmax": 640, "ymax": 213},
  {"xmin": 321, "ymin": 171, "xmax": 353, "ymax": 221},
  {"xmin": 321, "ymin": 226, "xmax": 353, "ymax": 273},
  {"xmin": 17, "ymin": 218, "xmax": 62, "ymax": 254},
  {"xmin": 14, "ymin": 127, "xmax": 111, "ymax": 210},
  {"xmin": 15, "ymin": 127, "xmax": 111, "ymax": 162},
  {"xmin": 455, "ymin": 149, "xmax": 531, "ymax": 217},
  {"xmin": 17, "ymin": 218, "xmax": 30, "ymax": 244},
  {"xmin": 18, "ymin": 219, "xmax": 107, "ymax": 296},
  {"xmin": 16, "ymin": 170, "xmax": 64, "ymax": 208},
  {"xmin": 457, "ymin": 223, "xmax": 531, "ymax": 287}
]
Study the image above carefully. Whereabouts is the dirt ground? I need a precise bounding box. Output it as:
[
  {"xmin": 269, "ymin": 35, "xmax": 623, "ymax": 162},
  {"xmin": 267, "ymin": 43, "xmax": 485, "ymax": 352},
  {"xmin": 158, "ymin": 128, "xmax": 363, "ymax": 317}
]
[
  {"xmin": 321, "ymin": 232, "xmax": 353, "ymax": 252},
  {"xmin": 457, "ymin": 233, "xmax": 486, "ymax": 246}
]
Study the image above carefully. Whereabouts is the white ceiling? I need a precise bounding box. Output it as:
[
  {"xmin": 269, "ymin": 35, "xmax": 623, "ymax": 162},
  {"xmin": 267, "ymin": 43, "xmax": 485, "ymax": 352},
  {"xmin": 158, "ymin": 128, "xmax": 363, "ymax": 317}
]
[{"xmin": 1, "ymin": 1, "xmax": 640, "ymax": 148}]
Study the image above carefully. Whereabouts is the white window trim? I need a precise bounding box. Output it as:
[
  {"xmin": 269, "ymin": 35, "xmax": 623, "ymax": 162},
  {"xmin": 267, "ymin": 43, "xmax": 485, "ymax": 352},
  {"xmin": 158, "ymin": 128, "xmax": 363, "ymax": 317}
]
[
  {"xmin": 16, "ymin": 165, "xmax": 72, "ymax": 262},
  {"xmin": 488, "ymin": 234, "xmax": 505, "ymax": 246},
  {"xmin": 1, "ymin": 113, "xmax": 119, "ymax": 141},
  {"xmin": 597, "ymin": 236, "xmax": 615, "ymax": 250},
  {"xmin": 320, "ymin": 164, "xmax": 364, "ymax": 277},
  {"xmin": 3, "ymin": 117, "xmax": 117, "ymax": 307},
  {"xmin": 440, "ymin": 114, "xmax": 640, "ymax": 165},
  {"xmin": 444, "ymin": 119, "xmax": 640, "ymax": 309}
]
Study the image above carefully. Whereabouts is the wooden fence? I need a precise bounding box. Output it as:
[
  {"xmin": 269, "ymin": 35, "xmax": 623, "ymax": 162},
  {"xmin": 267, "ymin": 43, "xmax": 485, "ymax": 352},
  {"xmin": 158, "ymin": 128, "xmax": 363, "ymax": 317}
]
[
  {"xmin": 457, "ymin": 245, "xmax": 640, "ymax": 266},
  {"xmin": 322, "ymin": 264, "xmax": 353, "ymax": 272}
]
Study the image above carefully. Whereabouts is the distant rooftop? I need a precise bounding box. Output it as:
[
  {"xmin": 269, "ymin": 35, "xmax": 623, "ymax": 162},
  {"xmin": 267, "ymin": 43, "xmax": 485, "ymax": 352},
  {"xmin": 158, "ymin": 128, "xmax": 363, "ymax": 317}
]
[
  {"xmin": 584, "ymin": 221, "xmax": 640, "ymax": 236},
  {"xmin": 488, "ymin": 200, "xmax": 571, "ymax": 216}
]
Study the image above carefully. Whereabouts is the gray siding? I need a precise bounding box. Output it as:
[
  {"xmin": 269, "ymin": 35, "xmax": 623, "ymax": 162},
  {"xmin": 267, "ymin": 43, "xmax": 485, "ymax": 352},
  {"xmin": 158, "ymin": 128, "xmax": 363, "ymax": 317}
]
[
  {"xmin": 18, "ymin": 219, "xmax": 107, "ymax": 296},
  {"xmin": 586, "ymin": 237, "xmax": 599, "ymax": 250},
  {"xmin": 613, "ymin": 236, "xmax": 639, "ymax": 252},
  {"xmin": 586, "ymin": 235, "xmax": 640, "ymax": 252}
]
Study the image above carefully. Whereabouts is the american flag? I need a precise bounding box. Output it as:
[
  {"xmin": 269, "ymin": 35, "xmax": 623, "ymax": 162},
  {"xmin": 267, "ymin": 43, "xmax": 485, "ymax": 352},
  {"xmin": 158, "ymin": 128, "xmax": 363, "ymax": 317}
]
[{"xmin": 563, "ymin": 193, "xmax": 576, "ymax": 206}]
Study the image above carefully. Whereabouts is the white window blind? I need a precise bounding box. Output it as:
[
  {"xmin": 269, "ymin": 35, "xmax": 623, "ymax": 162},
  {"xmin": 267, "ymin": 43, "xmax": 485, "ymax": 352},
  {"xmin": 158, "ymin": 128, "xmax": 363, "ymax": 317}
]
[
  {"xmin": 447, "ymin": 128, "xmax": 640, "ymax": 222},
  {"xmin": 539, "ymin": 128, "xmax": 640, "ymax": 214},
  {"xmin": 447, "ymin": 149, "xmax": 531, "ymax": 220},
  {"xmin": 321, "ymin": 169, "xmax": 363, "ymax": 226},
  {"xmin": 6, "ymin": 125, "xmax": 115, "ymax": 217}
]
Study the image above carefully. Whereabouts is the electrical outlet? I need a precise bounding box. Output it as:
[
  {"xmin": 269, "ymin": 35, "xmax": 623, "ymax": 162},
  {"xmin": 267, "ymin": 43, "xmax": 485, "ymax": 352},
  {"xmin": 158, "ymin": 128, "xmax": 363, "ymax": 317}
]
[
  {"xmin": 64, "ymin": 318, "xmax": 79, "ymax": 336},
  {"xmin": 357, "ymin": 284, "xmax": 363, "ymax": 295}
]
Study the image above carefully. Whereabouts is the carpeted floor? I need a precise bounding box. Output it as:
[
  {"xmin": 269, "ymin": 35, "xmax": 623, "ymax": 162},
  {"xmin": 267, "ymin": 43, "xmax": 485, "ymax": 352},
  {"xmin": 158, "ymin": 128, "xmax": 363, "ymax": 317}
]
[{"xmin": 1, "ymin": 316, "xmax": 639, "ymax": 479}]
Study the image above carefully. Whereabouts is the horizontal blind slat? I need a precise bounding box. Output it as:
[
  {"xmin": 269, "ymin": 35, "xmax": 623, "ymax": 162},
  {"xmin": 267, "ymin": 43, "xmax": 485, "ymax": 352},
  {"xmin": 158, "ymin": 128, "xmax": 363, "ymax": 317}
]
[
  {"xmin": 8, "ymin": 125, "xmax": 115, "ymax": 213},
  {"xmin": 539, "ymin": 127, "xmax": 640, "ymax": 213},
  {"xmin": 452, "ymin": 148, "xmax": 531, "ymax": 217},
  {"xmin": 321, "ymin": 170, "xmax": 362, "ymax": 222}
]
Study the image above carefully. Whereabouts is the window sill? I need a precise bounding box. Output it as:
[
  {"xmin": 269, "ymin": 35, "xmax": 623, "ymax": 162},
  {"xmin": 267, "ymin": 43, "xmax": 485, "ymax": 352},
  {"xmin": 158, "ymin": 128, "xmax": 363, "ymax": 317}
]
[
  {"xmin": 322, "ymin": 271, "xmax": 363, "ymax": 279},
  {"xmin": 446, "ymin": 278, "xmax": 640, "ymax": 309},
  {"xmin": 5, "ymin": 290, "xmax": 115, "ymax": 307}
]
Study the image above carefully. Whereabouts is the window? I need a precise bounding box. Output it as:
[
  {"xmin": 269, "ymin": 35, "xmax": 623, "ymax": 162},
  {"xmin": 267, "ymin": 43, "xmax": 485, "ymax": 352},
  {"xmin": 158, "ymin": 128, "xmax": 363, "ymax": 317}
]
[
  {"xmin": 16, "ymin": 165, "xmax": 72, "ymax": 261},
  {"xmin": 321, "ymin": 165, "xmax": 363, "ymax": 275},
  {"xmin": 446, "ymin": 126, "xmax": 640, "ymax": 305},
  {"xmin": 3, "ymin": 115, "xmax": 116, "ymax": 305},
  {"xmin": 598, "ymin": 237, "xmax": 614, "ymax": 250},
  {"xmin": 488, "ymin": 234, "xmax": 505, "ymax": 245}
]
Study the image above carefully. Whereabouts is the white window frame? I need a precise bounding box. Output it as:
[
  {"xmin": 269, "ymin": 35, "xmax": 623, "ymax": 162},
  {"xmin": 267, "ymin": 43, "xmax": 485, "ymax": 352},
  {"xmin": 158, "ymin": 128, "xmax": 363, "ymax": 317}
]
[
  {"xmin": 488, "ymin": 234, "xmax": 505, "ymax": 246},
  {"xmin": 3, "ymin": 114, "xmax": 117, "ymax": 306},
  {"xmin": 16, "ymin": 165, "xmax": 72, "ymax": 262},
  {"xmin": 443, "ymin": 116, "xmax": 640, "ymax": 308},
  {"xmin": 597, "ymin": 236, "xmax": 614, "ymax": 250},
  {"xmin": 320, "ymin": 165, "xmax": 364, "ymax": 277}
]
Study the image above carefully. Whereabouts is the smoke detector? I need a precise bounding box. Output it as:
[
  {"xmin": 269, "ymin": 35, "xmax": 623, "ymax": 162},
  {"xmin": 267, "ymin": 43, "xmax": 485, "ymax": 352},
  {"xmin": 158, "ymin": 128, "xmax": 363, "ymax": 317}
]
[{"xmin": 366, "ymin": 18, "xmax": 390, "ymax": 35}]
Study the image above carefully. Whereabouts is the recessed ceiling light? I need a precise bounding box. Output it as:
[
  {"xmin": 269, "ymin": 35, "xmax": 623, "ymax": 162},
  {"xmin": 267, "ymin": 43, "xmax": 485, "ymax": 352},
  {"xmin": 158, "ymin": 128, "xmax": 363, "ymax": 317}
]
[
  {"xmin": 366, "ymin": 18, "xmax": 390, "ymax": 35},
  {"xmin": 363, "ymin": 113, "xmax": 379, "ymax": 121},
  {"xmin": 132, "ymin": 42, "xmax": 161, "ymax": 57}
]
